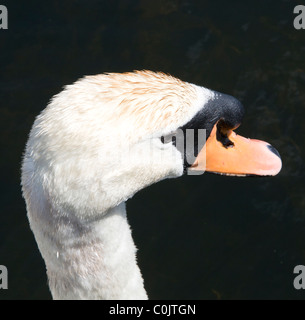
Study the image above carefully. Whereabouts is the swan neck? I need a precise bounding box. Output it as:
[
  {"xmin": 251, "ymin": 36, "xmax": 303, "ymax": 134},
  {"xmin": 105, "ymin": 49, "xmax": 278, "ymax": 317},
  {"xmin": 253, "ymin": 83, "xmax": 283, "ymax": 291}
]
[{"xmin": 49, "ymin": 202, "xmax": 147, "ymax": 300}]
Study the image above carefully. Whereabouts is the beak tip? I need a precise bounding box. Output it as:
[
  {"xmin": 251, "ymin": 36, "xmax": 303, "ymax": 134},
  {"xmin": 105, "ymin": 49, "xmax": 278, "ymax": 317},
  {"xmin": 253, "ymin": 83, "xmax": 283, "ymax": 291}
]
[
  {"xmin": 267, "ymin": 144, "xmax": 281, "ymax": 160},
  {"xmin": 265, "ymin": 144, "xmax": 282, "ymax": 176}
]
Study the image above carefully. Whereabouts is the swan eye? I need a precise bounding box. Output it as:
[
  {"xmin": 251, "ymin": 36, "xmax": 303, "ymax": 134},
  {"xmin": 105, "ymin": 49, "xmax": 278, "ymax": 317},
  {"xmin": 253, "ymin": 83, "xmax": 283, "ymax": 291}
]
[{"xmin": 161, "ymin": 133, "xmax": 177, "ymax": 146}]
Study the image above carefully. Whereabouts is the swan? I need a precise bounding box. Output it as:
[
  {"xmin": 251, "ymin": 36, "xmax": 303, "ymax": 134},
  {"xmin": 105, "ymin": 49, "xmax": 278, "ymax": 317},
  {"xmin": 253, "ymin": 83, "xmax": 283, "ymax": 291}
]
[{"xmin": 21, "ymin": 70, "xmax": 282, "ymax": 300}]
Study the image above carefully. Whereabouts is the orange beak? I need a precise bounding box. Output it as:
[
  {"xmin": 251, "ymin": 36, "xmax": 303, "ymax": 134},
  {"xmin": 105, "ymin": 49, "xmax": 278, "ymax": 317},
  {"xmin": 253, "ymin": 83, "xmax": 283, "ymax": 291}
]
[{"xmin": 190, "ymin": 124, "xmax": 282, "ymax": 176}]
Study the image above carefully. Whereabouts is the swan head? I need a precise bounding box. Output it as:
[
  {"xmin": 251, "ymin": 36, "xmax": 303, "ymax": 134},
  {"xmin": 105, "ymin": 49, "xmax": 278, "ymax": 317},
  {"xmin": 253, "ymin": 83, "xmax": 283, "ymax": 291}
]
[
  {"xmin": 23, "ymin": 71, "xmax": 281, "ymax": 220},
  {"xmin": 21, "ymin": 70, "xmax": 282, "ymax": 299}
]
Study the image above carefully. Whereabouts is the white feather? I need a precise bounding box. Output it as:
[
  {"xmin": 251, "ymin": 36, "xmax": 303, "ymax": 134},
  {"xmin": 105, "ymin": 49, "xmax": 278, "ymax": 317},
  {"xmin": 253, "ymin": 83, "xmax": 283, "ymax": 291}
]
[{"xmin": 21, "ymin": 71, "xmax": 214, "ymax": 299}]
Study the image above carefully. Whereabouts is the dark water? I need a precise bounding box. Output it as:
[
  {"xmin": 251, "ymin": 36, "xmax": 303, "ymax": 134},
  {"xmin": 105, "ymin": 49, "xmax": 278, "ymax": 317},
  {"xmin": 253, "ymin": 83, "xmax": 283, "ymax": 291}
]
[{"xmin": 1, "ymin": 0, "xmax": 305, "ymax": 299}]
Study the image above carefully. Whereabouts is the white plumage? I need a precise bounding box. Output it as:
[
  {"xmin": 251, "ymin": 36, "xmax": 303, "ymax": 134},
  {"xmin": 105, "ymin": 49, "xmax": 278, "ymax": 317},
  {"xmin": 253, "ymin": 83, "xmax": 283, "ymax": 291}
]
[{"xmin": 21, "ymin": 71, "xmax": 214, "ymax": 299}]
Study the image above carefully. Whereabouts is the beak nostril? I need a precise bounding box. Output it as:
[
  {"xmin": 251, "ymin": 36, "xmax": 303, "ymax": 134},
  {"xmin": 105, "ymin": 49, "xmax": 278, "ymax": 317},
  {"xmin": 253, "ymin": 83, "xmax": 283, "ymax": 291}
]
[
  {"xmin": 267, "ymin": 144, "xmax": 281, "ymax": 159},
  {"xmin": 225, "ymin": 140, "xmax": 235, "ymax": 148}
]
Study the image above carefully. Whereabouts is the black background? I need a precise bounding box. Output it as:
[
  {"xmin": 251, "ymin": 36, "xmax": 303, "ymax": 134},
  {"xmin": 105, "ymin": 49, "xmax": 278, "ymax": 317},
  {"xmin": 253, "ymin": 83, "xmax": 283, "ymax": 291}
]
[{"xmin": 1, "ymin": 0, "xmax": 305, "ymax": 300}]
